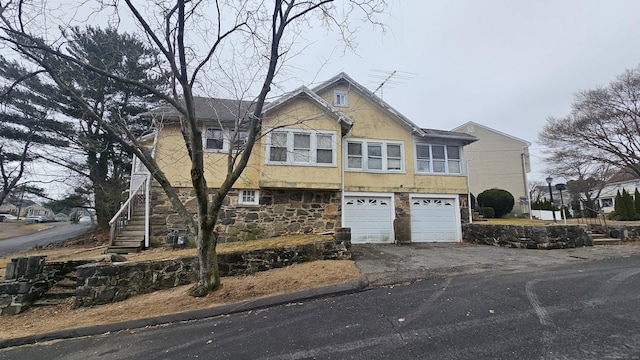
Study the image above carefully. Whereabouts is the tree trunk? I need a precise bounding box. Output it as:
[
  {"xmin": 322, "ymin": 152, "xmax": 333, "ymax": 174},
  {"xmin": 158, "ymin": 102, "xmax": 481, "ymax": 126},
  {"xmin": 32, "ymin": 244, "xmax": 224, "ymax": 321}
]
[{"xmin": 188, "ymin": 216, "xmax": 220, "ymax": 297}]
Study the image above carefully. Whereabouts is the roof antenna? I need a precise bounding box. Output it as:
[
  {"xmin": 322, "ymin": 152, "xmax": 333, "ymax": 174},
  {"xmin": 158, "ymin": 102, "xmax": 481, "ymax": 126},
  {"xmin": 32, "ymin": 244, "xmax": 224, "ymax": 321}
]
[{"xmin": 370, "ymin": 70, "xmax": 416, "ymax": 99}]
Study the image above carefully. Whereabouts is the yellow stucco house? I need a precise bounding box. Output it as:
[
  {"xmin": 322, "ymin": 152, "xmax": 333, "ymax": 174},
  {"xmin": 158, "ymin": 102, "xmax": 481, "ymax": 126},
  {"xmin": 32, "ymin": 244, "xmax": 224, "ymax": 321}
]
[{"xmin": 131, "ymin": 73, "xmax": 477, "ymax": 245}]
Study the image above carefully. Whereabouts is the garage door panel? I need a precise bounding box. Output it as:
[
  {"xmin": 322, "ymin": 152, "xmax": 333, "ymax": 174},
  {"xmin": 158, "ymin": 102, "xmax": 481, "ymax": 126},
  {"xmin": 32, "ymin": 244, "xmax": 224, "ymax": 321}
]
[
  {"xmin": 411, "ymin": 197, "xmax": 459, "ymax": 242},
  {"xmin": 344, "ymin": 195, "xmax": 393, "ymax": 244}
]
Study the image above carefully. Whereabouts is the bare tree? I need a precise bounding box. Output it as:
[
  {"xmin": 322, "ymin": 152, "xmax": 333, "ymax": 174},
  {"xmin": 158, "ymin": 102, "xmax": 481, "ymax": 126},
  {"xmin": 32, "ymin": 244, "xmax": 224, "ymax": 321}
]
[
  {"xmin": 539, "ymin": 64, "xmax": 640, "ymax": 178},
  {"xmin": 0, "ymin": 0, "xmax": 386, "ymax": 296}
]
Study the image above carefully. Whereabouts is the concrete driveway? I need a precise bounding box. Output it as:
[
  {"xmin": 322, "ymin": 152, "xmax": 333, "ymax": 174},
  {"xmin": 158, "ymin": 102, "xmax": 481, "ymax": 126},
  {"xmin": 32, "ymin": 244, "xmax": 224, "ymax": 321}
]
[{"xmin": 352, "ymin": 242, "xmax": 640, "ymax": 287}]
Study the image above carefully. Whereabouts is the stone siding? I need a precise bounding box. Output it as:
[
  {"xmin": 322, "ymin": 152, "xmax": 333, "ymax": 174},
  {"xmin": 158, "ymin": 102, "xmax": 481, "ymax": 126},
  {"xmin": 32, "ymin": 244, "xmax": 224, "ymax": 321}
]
[
  {"xmin": 463, "ymin": 224, "xmax": 593, "ymax": 249},
  {"xmin": 75, "ymin": 238, "xmax": 350, "ymax": 307},
  {"xmin": 150, "ymin": 187, "xmax": 341, "ymax": 245}
]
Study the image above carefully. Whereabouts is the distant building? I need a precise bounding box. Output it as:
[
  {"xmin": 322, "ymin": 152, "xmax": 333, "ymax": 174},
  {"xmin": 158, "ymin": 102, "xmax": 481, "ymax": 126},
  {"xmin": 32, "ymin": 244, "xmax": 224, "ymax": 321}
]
[{"xmin": 452, "ymin": 121, "xmax": 531, "ymax": 216}]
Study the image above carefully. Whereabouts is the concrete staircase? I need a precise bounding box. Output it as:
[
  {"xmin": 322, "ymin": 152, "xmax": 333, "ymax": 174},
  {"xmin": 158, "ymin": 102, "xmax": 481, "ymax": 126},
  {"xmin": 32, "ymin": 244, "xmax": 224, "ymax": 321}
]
[
  {"xmin": 106, "ymin": 209, "xmax": 145, "ymax": 253},
  {"xmin": 590, "ymin": 232, "xmax": 623, "ymax": 246}
]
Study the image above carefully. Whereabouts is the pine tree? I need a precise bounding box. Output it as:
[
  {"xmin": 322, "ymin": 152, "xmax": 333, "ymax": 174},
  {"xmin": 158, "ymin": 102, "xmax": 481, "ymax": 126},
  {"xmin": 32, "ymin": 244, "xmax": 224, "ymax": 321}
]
[{"xmin": 614, "ymin": 190, "xmax": 625, "ymax": 219}]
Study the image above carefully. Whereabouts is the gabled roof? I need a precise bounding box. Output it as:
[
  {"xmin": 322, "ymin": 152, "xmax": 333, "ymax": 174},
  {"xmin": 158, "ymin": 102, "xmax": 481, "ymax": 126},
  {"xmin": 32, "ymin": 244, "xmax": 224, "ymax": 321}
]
[
  {"xmin": 452, "ymin": 121, "xmax": 531, "ymax": 146},
  {"xmin": 263, "ymin": 86, "xmax": 354, "ymax": 129},
  {"xmin": 313, "ymin": 72, "xmax": 476, "ymax": 144},
  {"xmin": 312, "ymin": 72, "xmax": 424, "ymax": 135},
  {"xmin": 607, "ymin": 166, "xmax": 640, "ymax": 184},
  {"xmin": 144, "ymin": 97, "xmax": 256, "ymax": 122}
]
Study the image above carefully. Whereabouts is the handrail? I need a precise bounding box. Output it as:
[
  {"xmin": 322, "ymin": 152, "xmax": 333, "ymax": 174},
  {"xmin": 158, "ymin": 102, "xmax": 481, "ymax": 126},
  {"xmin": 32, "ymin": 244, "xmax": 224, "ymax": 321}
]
[{"xmin": 109, "ymin": 180, "xmax": 146, "ymax": 246}]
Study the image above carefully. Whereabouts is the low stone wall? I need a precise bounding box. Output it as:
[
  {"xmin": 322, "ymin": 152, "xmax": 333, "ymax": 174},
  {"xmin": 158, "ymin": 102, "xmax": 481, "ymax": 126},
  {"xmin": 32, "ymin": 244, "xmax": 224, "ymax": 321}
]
[
  {"xmin": 1, "ymin": 257, "xmax": 93, "ymax": 315},
  {"xmin": 609, "ymin": 225, "xmax": 640, "ymax": 241},
  {"xmin": 462, "ymin": 224, "xmax": 593, "ymax": 249},
  {"xmin": 75, "ymin": 238, "xmax": 350, "ymax": 307}
]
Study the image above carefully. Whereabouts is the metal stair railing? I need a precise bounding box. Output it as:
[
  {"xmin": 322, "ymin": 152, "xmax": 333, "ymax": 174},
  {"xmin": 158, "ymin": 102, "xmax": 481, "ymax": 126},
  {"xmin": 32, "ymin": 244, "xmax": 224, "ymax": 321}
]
[
  {"xmin": 109, "ymin": 181, "xmax": 146, "ymax": 247},
  {"xmin": 576, "ymin": 205, "xmax": 608, "ymax": 233}
]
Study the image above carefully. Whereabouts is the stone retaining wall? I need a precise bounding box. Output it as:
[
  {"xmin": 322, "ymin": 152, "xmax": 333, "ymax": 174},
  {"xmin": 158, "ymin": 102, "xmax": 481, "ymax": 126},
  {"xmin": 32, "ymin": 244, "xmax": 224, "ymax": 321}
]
[
  {"xmin": 75, "ymin": 238, "xmax": 350, "ymax": 307},
  {"xmin": 609, "ymin": 225, "xmax": 640, "ymax": 241},
  {"xmin": 462, "ymin": 224, "xmax": 593, "ymax": 249},
  {"xmin": 1, "ymin": 257, "xmax": 93, "ymax": 315}
]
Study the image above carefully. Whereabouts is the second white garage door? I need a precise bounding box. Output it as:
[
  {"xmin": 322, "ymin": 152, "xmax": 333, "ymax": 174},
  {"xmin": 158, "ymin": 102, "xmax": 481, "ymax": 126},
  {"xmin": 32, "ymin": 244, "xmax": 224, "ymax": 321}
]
[
  {"xmin": 411, "ymin": 196, "xmax": 460, "ymax": 242},
  {"xmin": 343, "ymin": 195, "xmax": 394, "ymax": 244}
]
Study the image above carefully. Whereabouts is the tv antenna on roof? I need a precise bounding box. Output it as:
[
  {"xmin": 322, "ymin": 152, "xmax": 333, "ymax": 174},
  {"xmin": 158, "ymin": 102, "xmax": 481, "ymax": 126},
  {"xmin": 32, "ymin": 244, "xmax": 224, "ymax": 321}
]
[{"xmin": 369, "ymin": 69, "xmax": 417, "ymax": 99}]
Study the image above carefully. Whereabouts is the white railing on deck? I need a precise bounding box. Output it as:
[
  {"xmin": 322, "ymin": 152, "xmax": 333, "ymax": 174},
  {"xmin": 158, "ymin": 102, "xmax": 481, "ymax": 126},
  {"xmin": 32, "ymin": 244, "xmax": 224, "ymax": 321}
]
[{"xmin": 109, "ymin": 180, "xmax": 146, "ymax": 246}]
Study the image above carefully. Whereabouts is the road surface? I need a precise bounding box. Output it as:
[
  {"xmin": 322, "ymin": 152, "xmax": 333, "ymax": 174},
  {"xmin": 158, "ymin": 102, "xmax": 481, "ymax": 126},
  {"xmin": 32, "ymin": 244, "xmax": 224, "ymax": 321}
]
[
  {"xmin": 0, "ymin": 222, "xmax": 93, "ymax": 256},
  {"xmin": 2, "ymin": 254, "xmax": 639, "ymax": 359}
]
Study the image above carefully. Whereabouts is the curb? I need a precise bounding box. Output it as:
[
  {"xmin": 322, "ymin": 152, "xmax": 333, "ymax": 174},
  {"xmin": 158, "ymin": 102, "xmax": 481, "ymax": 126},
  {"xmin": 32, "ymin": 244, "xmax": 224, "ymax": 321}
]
[{"xmin": 0, "ymin": 276, "xmax": 369, "ymax": 349}]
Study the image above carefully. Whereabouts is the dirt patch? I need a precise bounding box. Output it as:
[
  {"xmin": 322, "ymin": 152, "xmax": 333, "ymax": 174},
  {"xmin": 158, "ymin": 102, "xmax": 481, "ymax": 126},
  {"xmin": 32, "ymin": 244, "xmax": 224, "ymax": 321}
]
[{"xmin": 0, "ymin": 260, "xmax": 360, "ymax": 339}]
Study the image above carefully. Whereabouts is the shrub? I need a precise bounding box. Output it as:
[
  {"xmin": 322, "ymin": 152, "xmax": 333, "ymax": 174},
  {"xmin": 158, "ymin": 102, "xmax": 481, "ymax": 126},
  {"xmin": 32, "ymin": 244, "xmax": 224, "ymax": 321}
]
[
  {"xmin": 479, "ymin": 207, "xmax": 495, "ymax": 218},
  {"xmin": 477, "ymin": 188, "xmax": 514, "ymax": 218}
]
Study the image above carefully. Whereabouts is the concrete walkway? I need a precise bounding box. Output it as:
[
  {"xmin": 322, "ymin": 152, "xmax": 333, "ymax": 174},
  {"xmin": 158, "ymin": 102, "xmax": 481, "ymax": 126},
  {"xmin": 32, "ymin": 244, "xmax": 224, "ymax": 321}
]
[{"xmin": 352, "ymin": 242, "xmax": 640, "ymax": 287}]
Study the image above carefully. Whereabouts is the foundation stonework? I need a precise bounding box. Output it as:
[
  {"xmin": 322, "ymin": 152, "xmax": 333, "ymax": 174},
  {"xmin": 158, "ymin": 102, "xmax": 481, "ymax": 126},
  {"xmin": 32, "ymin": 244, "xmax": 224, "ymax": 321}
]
[{"xmin": 150, "ymin": 187, "xmax": 342, "ymax": 244}]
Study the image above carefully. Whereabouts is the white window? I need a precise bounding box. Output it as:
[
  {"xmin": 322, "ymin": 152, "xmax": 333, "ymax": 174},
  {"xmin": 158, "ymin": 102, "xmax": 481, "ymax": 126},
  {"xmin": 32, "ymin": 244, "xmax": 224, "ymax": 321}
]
[
  {"xmin": 346, "ymin": 139, "xmax": 404, "ymax": 172},
  {"xmin": 415, "ymin": 143, "xmax": 462, "ymax": 174},
  {"xmin": 267, "ymin": 129, "xmax": 336, "ymax": 166},
  {"xmin": 238, "ymin": 190, "xmax": 259, "ymax": 205},
  {"xmin": 600, "ymin": 197, "xmax": 613, "ymax": 208},
  {"xmin": 334, "ymin": 90, "xmax": 348, "ymax": 107},
  {"xmin": 205, "ymin": 128, "xmax": 224, "ymax": 150},
  {"xmin": 204, "ymin": 127, "xmax": 248, "ymax": 152}
]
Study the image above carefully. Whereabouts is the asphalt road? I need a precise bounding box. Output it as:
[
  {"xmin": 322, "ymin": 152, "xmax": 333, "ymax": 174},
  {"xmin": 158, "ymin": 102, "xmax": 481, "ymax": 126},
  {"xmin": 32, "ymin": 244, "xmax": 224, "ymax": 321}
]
[
  {"xmin": 0, "ymin": 222, "xmax": 93, "ymax": 256},
  {"xmin": 3, "ymin": 254, "xmax": 639, "ymax": 359}
]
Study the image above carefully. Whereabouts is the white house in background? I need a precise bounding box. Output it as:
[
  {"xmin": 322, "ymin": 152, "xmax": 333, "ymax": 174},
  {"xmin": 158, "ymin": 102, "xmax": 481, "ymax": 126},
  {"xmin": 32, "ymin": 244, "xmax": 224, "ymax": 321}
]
[
  {"xmin": 598, "ymin": 167, "xmax": 640, "ymax": 213},
  {"xmin": 451, "ymin": 121, "xmax": 532, "ymax": 216}
]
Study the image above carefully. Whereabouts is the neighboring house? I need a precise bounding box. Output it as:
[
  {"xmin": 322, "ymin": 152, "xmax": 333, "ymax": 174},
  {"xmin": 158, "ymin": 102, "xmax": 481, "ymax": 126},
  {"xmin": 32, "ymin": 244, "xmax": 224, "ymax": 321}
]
[
  {"xmin": 451, "ymin": 122, "xmax": 531, "ymax": 216},
  {"xmin": 131, "ymin": 73, "xmax": 477, "ymax": 245},
  {"xmin": 0, "ymin": 200, "xmax": 54, "ymax": 220},
  {"xmin": 598, "ymin": 167, "xmax": 640, "ymax": 214}
]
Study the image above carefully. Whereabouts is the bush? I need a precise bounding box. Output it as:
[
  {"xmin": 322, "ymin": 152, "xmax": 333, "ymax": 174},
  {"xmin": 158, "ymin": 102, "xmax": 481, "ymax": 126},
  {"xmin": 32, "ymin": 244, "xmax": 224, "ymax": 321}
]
[
  {"xmin": 477, "ymin": 188, "xmax": 515, "ymax": 218},
  {"xmin": 479, "ymin": 207, "xmax": 495, "ymax": 218}
]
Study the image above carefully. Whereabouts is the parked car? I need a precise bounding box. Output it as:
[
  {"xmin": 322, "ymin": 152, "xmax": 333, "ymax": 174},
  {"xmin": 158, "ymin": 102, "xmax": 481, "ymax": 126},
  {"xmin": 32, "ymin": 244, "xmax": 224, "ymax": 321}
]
[
  {"xmin": 0, "ymin": 214, "xmax": 18, "ymax": 221},
  {"xmin": 25, "ymin": 215, "xmax": 47, "ymax": 223}
]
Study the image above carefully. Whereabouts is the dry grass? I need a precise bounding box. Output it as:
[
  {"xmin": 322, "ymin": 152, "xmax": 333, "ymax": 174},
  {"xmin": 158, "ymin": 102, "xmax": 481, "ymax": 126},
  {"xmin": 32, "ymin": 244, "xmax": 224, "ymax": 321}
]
[
  {"xmin": 0, "ymin": 231, "xmax": 360, "ymax": 340},
  {"xmin": 0, "ymin": 222, "xmax": 52, "ymax": 240},
  {"xmin": 0, "ymin": 260, "xmax": 361, "ymax": 339}
]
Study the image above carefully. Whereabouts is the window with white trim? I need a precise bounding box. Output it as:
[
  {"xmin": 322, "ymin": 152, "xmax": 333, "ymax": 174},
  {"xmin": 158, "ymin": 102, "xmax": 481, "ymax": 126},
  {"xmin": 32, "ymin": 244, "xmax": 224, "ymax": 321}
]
[
  {"xmin": 204, "ymin": 127, "xmax": 248, "ymax": 152},
  {"xmin": 267, "ymin": 129, "xmax": 336, "ymax": 166},
  {"xmin": 238, "ymin": 190, "xmax": 259, "ymax": 205},
  {"xmin": 333, "ymin": 90, "xmax": 348, "ymax": 107},
  {"xmin": 600, "ymin": 197, "xmax": 613, "ymax": 208},
  {"xmin": 346, "ymin": 140, "xmax": 404, "ymax": 172},
  {"xmin": 415, "ymin": 143, "xmax": 462, "ymax": 174}
]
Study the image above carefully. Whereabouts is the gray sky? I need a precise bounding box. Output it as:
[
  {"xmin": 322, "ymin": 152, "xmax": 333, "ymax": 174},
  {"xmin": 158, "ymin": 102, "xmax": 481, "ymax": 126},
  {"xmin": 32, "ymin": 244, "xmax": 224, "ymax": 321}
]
[{"xmin": 287, "ymin": 0, "xmax": 640, "ymax": 182}]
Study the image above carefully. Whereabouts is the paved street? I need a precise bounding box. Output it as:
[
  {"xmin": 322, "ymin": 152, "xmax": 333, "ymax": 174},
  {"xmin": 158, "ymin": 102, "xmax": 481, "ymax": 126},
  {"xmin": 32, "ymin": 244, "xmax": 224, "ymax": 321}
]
[
  {"xmin": 0, "ymin": 222, "xmax": 93, "ymax": 256},
  {"xmin": 2, "ymin": 251, "xmax": 640, "ymax": 359}
]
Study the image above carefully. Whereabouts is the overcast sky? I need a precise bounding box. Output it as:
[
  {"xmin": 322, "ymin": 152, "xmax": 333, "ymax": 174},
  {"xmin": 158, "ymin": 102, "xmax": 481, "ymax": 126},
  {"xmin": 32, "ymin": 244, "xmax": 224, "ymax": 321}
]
[{"xmin": 285, "ymin": 0, "xmax": 640, "ymax": 182}]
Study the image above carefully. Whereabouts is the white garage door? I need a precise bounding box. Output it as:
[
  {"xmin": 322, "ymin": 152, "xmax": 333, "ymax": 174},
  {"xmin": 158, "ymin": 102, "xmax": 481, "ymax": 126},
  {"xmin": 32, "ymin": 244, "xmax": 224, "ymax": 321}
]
[
  {"xmin": 343, "ymin": 195, "xmax": 394, "ymax": 244},
  {"xmin": 411, "ymin": 197, "xmax": 459, "ymax": 242}
]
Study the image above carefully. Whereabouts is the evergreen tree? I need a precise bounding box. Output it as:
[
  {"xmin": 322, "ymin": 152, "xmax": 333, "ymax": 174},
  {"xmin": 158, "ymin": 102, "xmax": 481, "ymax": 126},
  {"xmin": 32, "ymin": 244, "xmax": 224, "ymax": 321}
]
[{"xmin": 614, "ymin": 190, "xmax": 625, "ymax": 218}]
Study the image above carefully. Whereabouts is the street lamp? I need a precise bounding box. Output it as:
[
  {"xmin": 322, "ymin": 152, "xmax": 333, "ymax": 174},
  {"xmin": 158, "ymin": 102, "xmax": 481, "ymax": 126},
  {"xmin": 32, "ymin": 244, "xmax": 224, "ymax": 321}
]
[
  {"xmin": 555, "ymin": 183, "xmax": 567, "ymax": 224},
  {"xmin": 546, "ymin": 176, "xmax": 557, "ymax": 224}
]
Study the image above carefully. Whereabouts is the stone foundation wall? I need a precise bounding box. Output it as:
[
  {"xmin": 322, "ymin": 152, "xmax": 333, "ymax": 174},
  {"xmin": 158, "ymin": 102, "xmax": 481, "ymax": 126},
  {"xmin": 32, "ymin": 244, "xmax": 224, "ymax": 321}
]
[
  {"xmin": 462, "ymin": 224, "xmax": 593, "ymax": 249},
  {"xmin": 75, "ymin": 238, "xmax": 350, "ymax": 307},
  {"xmin": 150, "ymin": 187, "xmax": 341, "ymax": 244}
]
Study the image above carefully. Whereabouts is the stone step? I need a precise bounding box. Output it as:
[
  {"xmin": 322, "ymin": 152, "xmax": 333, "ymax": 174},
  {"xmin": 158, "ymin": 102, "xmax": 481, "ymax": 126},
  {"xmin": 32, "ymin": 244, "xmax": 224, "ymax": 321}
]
[
  {"xmin": 106, "ymin": 245, "xmax": 141, "ymax": 254},
  {"xmin": 112, "ymin": 240, "xmax": 144, "ymax": 247},
  {"xmin": 594, "ymin": 238, "xmax": 623, "ymax": 245}
]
